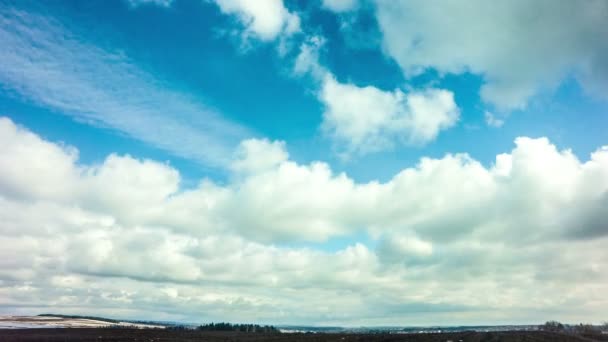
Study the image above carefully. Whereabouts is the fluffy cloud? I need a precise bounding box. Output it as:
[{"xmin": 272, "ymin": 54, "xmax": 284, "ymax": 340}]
[
  {"xmin": 231, "ymin": 138, "xmax": 289, "ymax": 174},
  {"xmin": 1, "ymin": 117, "xmax": 608, "ymax": 324},
  {"xmin": 320, "ymin": 76, "xmax": 459, "ymax": 155},
  {"xmin": 0, "ymin": 117, "xmax": 79, "ymax": 201},
  {"xmin": 213, "ymin": 0, "xmax": 300, "ymax": 41},
  {"xmin": 294, "ymin": 39, "xmax": 459, "ymax": 156},
  {"xmin": 373, "ymin": 0, "xmax": 608, "ymax": 110},
  {"xmin": 376, "ymin": 234, "xmax": 433, "ymax": 264}
]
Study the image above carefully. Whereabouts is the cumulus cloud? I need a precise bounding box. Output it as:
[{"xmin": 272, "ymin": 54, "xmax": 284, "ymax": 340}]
[
  {"xmin": 128, "ymin": 0, "xmax": 301, "ymax": 43},
  {"xmin": 212, "ymin": 0, "xmax": 300, "ymax": 41},
  {"xmin": 293, "ymin": 39, "xmax": 459, "ymax": 156},
  {"xmin": 377, "ymin": 234, "xmax": 433, "ymax": 264},
  {"xmin": 231, "ymin": 138, "xmax": 289, "ymax": 174},
  {"xmin": 320, "ymin": 76, "xmax": 459, "ymax": 155},
  {"xmin": 1, "ymin": 117, "xmax": 608, "ymax": 324},
  {"xmin": 373, "ymin": 0, "xmax": 608, "ymax": 110}
]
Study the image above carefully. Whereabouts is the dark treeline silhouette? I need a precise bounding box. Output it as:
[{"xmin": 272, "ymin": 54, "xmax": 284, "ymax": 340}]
[
  {"xmin": 197, "ymin": 322, "xmax": 280, "ymax": 333},
  {"xmin": 541, "ymin": 320, "xmax": 565, "ymax": 332},
  {"xmin": 166, "ymin": 322, "xmax": 280, "ymax": 333},
  {"xmin": 540, "ymin": 320, "xmax": 608, "ymax": 340}
]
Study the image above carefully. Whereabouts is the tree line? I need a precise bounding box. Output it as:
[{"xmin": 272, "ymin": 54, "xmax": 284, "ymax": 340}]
[
  {"xmin": 541, "ymin": 320, "xmax": 608, "ymax": 336},
  {"xmin": 168, "ymin": 322, "xmax": 280, "ymax": 333}
]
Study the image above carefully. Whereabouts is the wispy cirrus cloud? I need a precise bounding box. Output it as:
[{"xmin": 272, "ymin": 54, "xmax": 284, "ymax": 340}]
[
  {"xmin": 0, "ymin": 6, "xmax": 252, "ymax": 168},
  {"xmin": 128, "ymin": 0, "xmax": 174, "ymax": 7}
]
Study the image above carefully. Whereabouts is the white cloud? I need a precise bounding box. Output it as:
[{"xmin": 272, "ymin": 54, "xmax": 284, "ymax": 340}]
[
  {"xmin": 377, "ymin": 234, "xmax": 433, "ymax": 263},
  {"xmin": 129, "ymin": 0, "xmax": 301, "ymax": 43},
  {"xmin": 484, "ymin": 111, "xmax": 504, "ymax": 128},
  {"xmin": 322, "ymin": 0, "xmax": 359, "ymax": 13},
  {"xmin": 231, "ymin": 138, "xmax": 289, "ymax": 174},
  {"xmin": 0, "ymin": 6, "xmax": 250, "ymax": 168},
  {"xmin": 320, "ymin": 76, "xmax": 459, "ymax": 155},
  {"xmin": 373, "ymin": 0, "xmax": 608, "ymax": 110},
  {"xmin": 293, "ymin": 36, "xmax": 327, "ymax": 79},
  {"xmin": 0, "ymin": 118, "xmax": 79, "ymax": 202},
  {"xmin": 293, "ymin": 39, "xmax": 459, "ymax": 156},
  {"xmin": 1, "ymin": 117, "xmax": 608, "ymax": 324},
  {"xmin": 213, "ymin": 0, "xmax": 300, "ymax": 41}
]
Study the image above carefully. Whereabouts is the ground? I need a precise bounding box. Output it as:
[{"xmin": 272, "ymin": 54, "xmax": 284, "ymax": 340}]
[{"xmin": 0, "ymin": 328, "xmax": 606, "ymax": 342}]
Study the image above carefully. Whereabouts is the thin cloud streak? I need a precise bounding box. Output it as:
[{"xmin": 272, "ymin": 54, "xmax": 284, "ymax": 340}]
[{"xmin": 0, "ymin": 6, "xmax": 252, "ymax": 168}]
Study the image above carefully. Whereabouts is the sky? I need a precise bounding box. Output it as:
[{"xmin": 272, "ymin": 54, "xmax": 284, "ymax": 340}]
[{"xmin": 0, "ymin": 0, "xmax": 607, "ymax": 326}]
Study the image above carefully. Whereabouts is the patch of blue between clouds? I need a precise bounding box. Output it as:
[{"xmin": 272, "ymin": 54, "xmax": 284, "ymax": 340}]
[{"xmin": 2, "ymin": 0, "xmax": 607, "ymax": 187}]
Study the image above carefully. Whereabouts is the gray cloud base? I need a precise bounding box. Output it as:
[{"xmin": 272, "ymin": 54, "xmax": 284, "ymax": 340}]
[{"xmin": 374, "ymin": 0, "xmax": 608, "ymax": 110}]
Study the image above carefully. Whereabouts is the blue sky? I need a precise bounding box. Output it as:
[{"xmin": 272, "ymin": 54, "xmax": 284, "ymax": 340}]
[
  {"xmin": 4, "ymin": 0, "xmax": 606, "ymax": 183},
  {"xmin": 1, "ymin": 0, "xmax": 608, "ymax": 326}
]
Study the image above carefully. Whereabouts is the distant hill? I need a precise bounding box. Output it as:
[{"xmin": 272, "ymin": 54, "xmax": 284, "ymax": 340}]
[
  {"xmin": 38, "ymin": 314, "xmax": 119, "ymax": 324},
  {"xmin": 37, "ymin": 314, "xmax": 165, "ymax": 327}
]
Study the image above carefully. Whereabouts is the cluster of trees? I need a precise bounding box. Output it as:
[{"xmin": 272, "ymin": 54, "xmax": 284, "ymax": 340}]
[
  {"xmin": 541, "ymin": 321, "xmax": 565, "ymax": 332},
  {"xmin": 197, "ymin": 322, "xmax": 280, "ymax": 333},
  {"xmin": 541, "ymin": 321, "xmax": 608, "ymax": 335},
  {"xmin": 167, "ymin": 322, "xmax": 280, "ymax": 333}
]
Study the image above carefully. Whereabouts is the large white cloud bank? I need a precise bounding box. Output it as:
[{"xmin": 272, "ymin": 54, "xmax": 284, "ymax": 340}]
[
  {"xmin": 373, "ymin": 0, "xmax": 608, "ymax": 110},
  {"xmin": 1, "ymin": 116, "xmax": 608, "ymax": 324}
]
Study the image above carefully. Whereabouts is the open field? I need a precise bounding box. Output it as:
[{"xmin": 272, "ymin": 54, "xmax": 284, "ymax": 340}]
[
  {"xmin": 0, "ymin": 316, "xmax": 163, "ymax": 329},
  {"xmin": 0, "ymin": 328, "xmax": 606, "ymax": 342}
]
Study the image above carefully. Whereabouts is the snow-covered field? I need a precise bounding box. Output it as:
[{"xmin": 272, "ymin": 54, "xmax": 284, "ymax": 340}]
[{"xmin": 0, "ymin": 315, "xmax": 165, "ymax": 329}]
